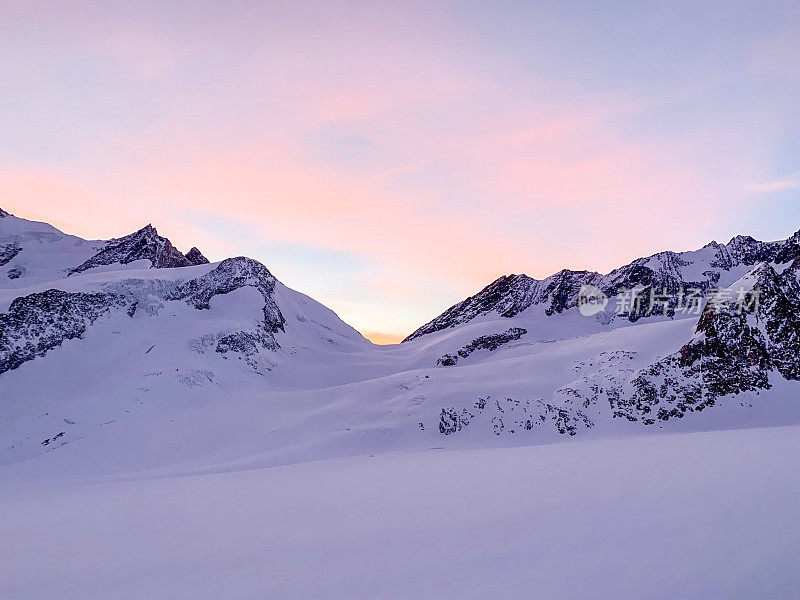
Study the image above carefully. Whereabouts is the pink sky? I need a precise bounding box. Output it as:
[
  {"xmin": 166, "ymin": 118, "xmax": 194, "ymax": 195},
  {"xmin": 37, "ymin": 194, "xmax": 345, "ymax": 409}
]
[{"xmin": 2, "ymin": 1, "xmax": 800, "ymax": 341}]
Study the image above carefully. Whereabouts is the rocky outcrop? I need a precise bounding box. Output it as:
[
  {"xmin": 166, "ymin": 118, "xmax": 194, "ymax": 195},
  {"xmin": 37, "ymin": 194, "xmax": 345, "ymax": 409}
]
[
  {"xmin": 407, "ymin": 271, "xmax": 600, "ymax": 341},
  {"xmin": 438, "ymin": 395, "xmax": 593, "ymax": 437},
  {"xmin": 168, "ymin": 257, "xmax": 285, "ymax": 334},
  {"xmin": 0, "ymin": 243, "xmax": 21, "ymax": 266},
  {"xmin": 0, "ymin": 289, "xmax": 128, "ymax": 374},
  {"xmin": 185, "ymin": 247, "xmax": 209, "ymax": 265},
  {"xmin": 605, "ymin": 262, "xmax": 800, "ymax": 422},
  {"xmin": 69, "ymin": 224, "xmax": 207, "ymax": 275},
  {"xmin": 437, "ymin": 327, "xmax": 527, "ymax": 366}
]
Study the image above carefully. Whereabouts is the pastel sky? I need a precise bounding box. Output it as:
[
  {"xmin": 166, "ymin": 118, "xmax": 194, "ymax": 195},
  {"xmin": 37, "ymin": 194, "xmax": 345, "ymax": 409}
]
[{"xmin": 2, "ymin": 1, "xmax": 799, "ymax": 342}]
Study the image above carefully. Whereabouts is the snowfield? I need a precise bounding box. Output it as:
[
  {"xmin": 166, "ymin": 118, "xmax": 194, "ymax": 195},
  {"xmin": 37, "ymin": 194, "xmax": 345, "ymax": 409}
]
[{"xmin": 3, "ymin": 426, "xmax": 800, "ymax": 599}]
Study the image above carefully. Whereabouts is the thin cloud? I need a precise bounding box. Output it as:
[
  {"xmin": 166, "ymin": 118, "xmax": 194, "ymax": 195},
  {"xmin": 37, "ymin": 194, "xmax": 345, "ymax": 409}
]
[{"xmin": 747, "ymin": 174, "xmax": 800, "ymax": 194}]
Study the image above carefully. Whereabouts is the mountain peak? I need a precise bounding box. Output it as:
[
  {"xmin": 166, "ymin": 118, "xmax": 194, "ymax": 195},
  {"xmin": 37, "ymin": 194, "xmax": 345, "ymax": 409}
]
[
  {"xmin": 68, "ymin": 224, "xmax": 207, "ymax": 275},
  {"xmin": 405, "ymin": 226, "xmax": 800, "ymax": 342},
  {"xmin": 185, "ymin": 247, "xmax": 210, "ymax": 265}
]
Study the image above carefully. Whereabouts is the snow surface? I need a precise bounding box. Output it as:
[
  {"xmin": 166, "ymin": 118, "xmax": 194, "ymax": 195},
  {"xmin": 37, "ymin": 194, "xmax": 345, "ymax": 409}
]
[{"xmin": 3, "ymin": 426, "xmax": 799, "ymax": 599}]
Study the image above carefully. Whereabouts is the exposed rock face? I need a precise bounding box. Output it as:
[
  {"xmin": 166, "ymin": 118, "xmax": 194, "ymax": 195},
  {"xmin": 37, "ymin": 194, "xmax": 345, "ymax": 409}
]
[
  {"xmin": 69, "ymin": 225, "xmax": 206, "ymax": 275},
  {"xmin": 602, "ymin": 262, "xmax": 800, "ymax": 423},
  {"xmin": 405, "ymin": 229, "xmax": 800, "ymax": 341},
  {"xmin": 167, "ymin": 257, "xmax": 286, "ymax": 334},
  {"xmin": 710, "ymin": 233, "xmax": 800, "ymax": 268},
  {"xmin": 185, "ymin": 247, "xmax": 210, "ymax": 265},
  {"xmin": 438, "ymin": 395, "xmax": 593, "ymax": 437},
  {"xmin": 0, "ymin": 257, "xmax": 287, "ymax": 375},
  {"xmin": 683, "ymin": 263, "xmax": 800, "ymax": 383},
  {"xmin": 0, "ymin": 243, "xmax": 21, "ymax": 266},
  {"xmin": 0, "ymin": 207, "xmax": 10, "ymax": 218},
  {"xmin": 0, "ymin": 289, "xmax": 127, "ymax": 375},
  {"xmin": 408, "ymin": 271, "xmax": 600, "ymax": 341},
  {"xmin": 437, "ymin": 327, "xmax": 527, "ymax": 366}
]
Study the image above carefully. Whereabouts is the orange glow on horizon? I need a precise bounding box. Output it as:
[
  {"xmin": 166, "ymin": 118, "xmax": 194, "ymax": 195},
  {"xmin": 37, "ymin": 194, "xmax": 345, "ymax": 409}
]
[{"xmin": 362, "ymin": 331, "xmax": 405, "ymax": 345}]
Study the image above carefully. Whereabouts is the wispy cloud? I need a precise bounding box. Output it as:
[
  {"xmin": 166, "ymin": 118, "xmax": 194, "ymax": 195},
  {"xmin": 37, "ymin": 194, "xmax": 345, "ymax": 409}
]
[{"xmin": 747, "ymin": 174, "xmax": 800, "ymax": 193}]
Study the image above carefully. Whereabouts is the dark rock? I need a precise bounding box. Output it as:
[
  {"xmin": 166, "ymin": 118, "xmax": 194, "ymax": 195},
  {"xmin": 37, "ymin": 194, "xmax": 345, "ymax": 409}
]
[
  {"xmin": 437, "ymin": 396, "xmax": 592, "ymax": 437},
  {"xmin": 406, "ymin": 272, "xmax": 599, "ymax": 341},
  {"xmin": 0, "ymin": 257, "xmax": 287, "ymax": 375},
  {"xmin": 0, "ymin": 243, "xmax": 21, "ymax": 266},
  {"xmin": 185, "ymin": 247, "xmax": 209, "ymax": 265},
  {"xmin": 7, "ymin": 266, "xmax": 25, "ymax": 279},
  {"xmin": 168, "ymin": 257, "xmax": 285, "ymax": 334},
  {"xmin": 436, "ymin": 353, "xmax": 459, "ymax": 367},
  {"xmin": 0, "ymin": 289, "xmax": 128, "ymax": 374},
  {"xmin": 69, "ymin": 224, "xmax": 202, "ymax": 275},
  {"xmin": 609, "ymin": 262, "xmax": 800, "ymax": 421},
  {"xmin": 437, "ymin": 327, "xmax": 527, "ymax": 366},
  {"xmin": 406, "ymin": 228, "xmax": 800, "ymax": 341}
]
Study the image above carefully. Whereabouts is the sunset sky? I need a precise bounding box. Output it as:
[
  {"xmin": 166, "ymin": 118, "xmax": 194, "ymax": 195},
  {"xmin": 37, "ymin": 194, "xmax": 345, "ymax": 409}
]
[{"xmin": 2, "ymin": 0, "xmax": 799, "ymax": 342}]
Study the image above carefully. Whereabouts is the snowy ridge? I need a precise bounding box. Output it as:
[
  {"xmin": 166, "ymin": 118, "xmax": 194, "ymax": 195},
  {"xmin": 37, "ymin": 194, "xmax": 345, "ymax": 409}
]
[{"xmin": 405, "ymin": 228, "xmax": 800, "ymax": 341}]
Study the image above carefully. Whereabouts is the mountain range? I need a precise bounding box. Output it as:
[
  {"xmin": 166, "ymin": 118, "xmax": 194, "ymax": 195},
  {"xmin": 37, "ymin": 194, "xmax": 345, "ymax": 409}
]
[
  {"xmin": 4, "ymin": 207, "xmax": 800, "ymax": 598},
  {"xmin": 2, "ymin": 206, "xmax": 800, "ymax": 470}
]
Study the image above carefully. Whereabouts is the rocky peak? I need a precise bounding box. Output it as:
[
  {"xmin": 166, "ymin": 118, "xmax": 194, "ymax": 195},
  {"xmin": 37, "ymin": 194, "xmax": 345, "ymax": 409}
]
[
  {"xmin": 407, "ymin": 227, "xmax": 800, "ymax": 341},
  {"xmin": 69, "ymin": 224, "xmax": 207, "ymax": 275},
  {"xmin": 403, "ymin": 274, "xmax": 535, "ymax": 342},
  {"xmin": 0, "ymin": 207, "xmax": 10, "ymax": 218},
  {"xmin": 403, "ymin": 269, "xmax": 602, "ymax": 341},
  {"xmin": 774, "ymin": 229, "xmax": 800, "ymax": 263},
  {"xmin": 185, "ymin": 247, "xmax": 209, "ymax": 265}
]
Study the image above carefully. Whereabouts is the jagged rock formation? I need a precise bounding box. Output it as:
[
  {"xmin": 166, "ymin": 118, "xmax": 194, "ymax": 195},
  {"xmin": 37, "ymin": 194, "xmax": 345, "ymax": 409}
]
[
  {"xmin": 69, "ymin": 224, "xmax": 207, "ymax": 275},
  {"xmin": 185, "ymin": 247, "xmax": 209, "ymax": 265},
  {"xmin": 709, "ymin": 233, "xmax": 800, "ymax": 268},
  {"xmin": 437, "ymin": 327, "xmax": 527, "ymax": 366},
  {"xmin": 0, "ymin": 289, "xmax": 128, "ymax": 375},
  {"xmin": 678, "ymin": 262, "xmax": 800, "ymax": 388},
  {"xmin": 406, "ymin": 229, "xmax": 800, "ymax": 341},
  {"xmin": 572, "ymin": 262, "xmax": 800, "ymax": 423},
  {"xmin": 408, "ymin": 271, "xmax": 600, "ymax": 341},
  {"xmin": 0, "ymin": 207, "xmax": 10, "ymax": 218}
]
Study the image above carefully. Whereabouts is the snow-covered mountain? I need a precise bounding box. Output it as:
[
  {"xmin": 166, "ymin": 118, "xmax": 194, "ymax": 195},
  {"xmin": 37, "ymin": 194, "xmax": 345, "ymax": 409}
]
[
  {"xmin": 1, "ymin": 209, "xmax": 377, "ymax": 467},
  {"xmin": 3, "ymin": 208, "xmax": 800, "ymax": 599},
  {"xmin": 405, "ymin": 230, "xmax": 800, "ymax": 340},
  {"xmin": 3, "ymin": 207, "xmax": 800, "ymax": 470}
]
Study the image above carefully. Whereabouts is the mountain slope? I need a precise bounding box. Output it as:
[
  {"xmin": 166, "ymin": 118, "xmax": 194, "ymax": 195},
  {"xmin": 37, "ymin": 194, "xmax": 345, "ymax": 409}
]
[{"xmin": 0, "ymin": 209, "xmax": 101, "ymax": 287}]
